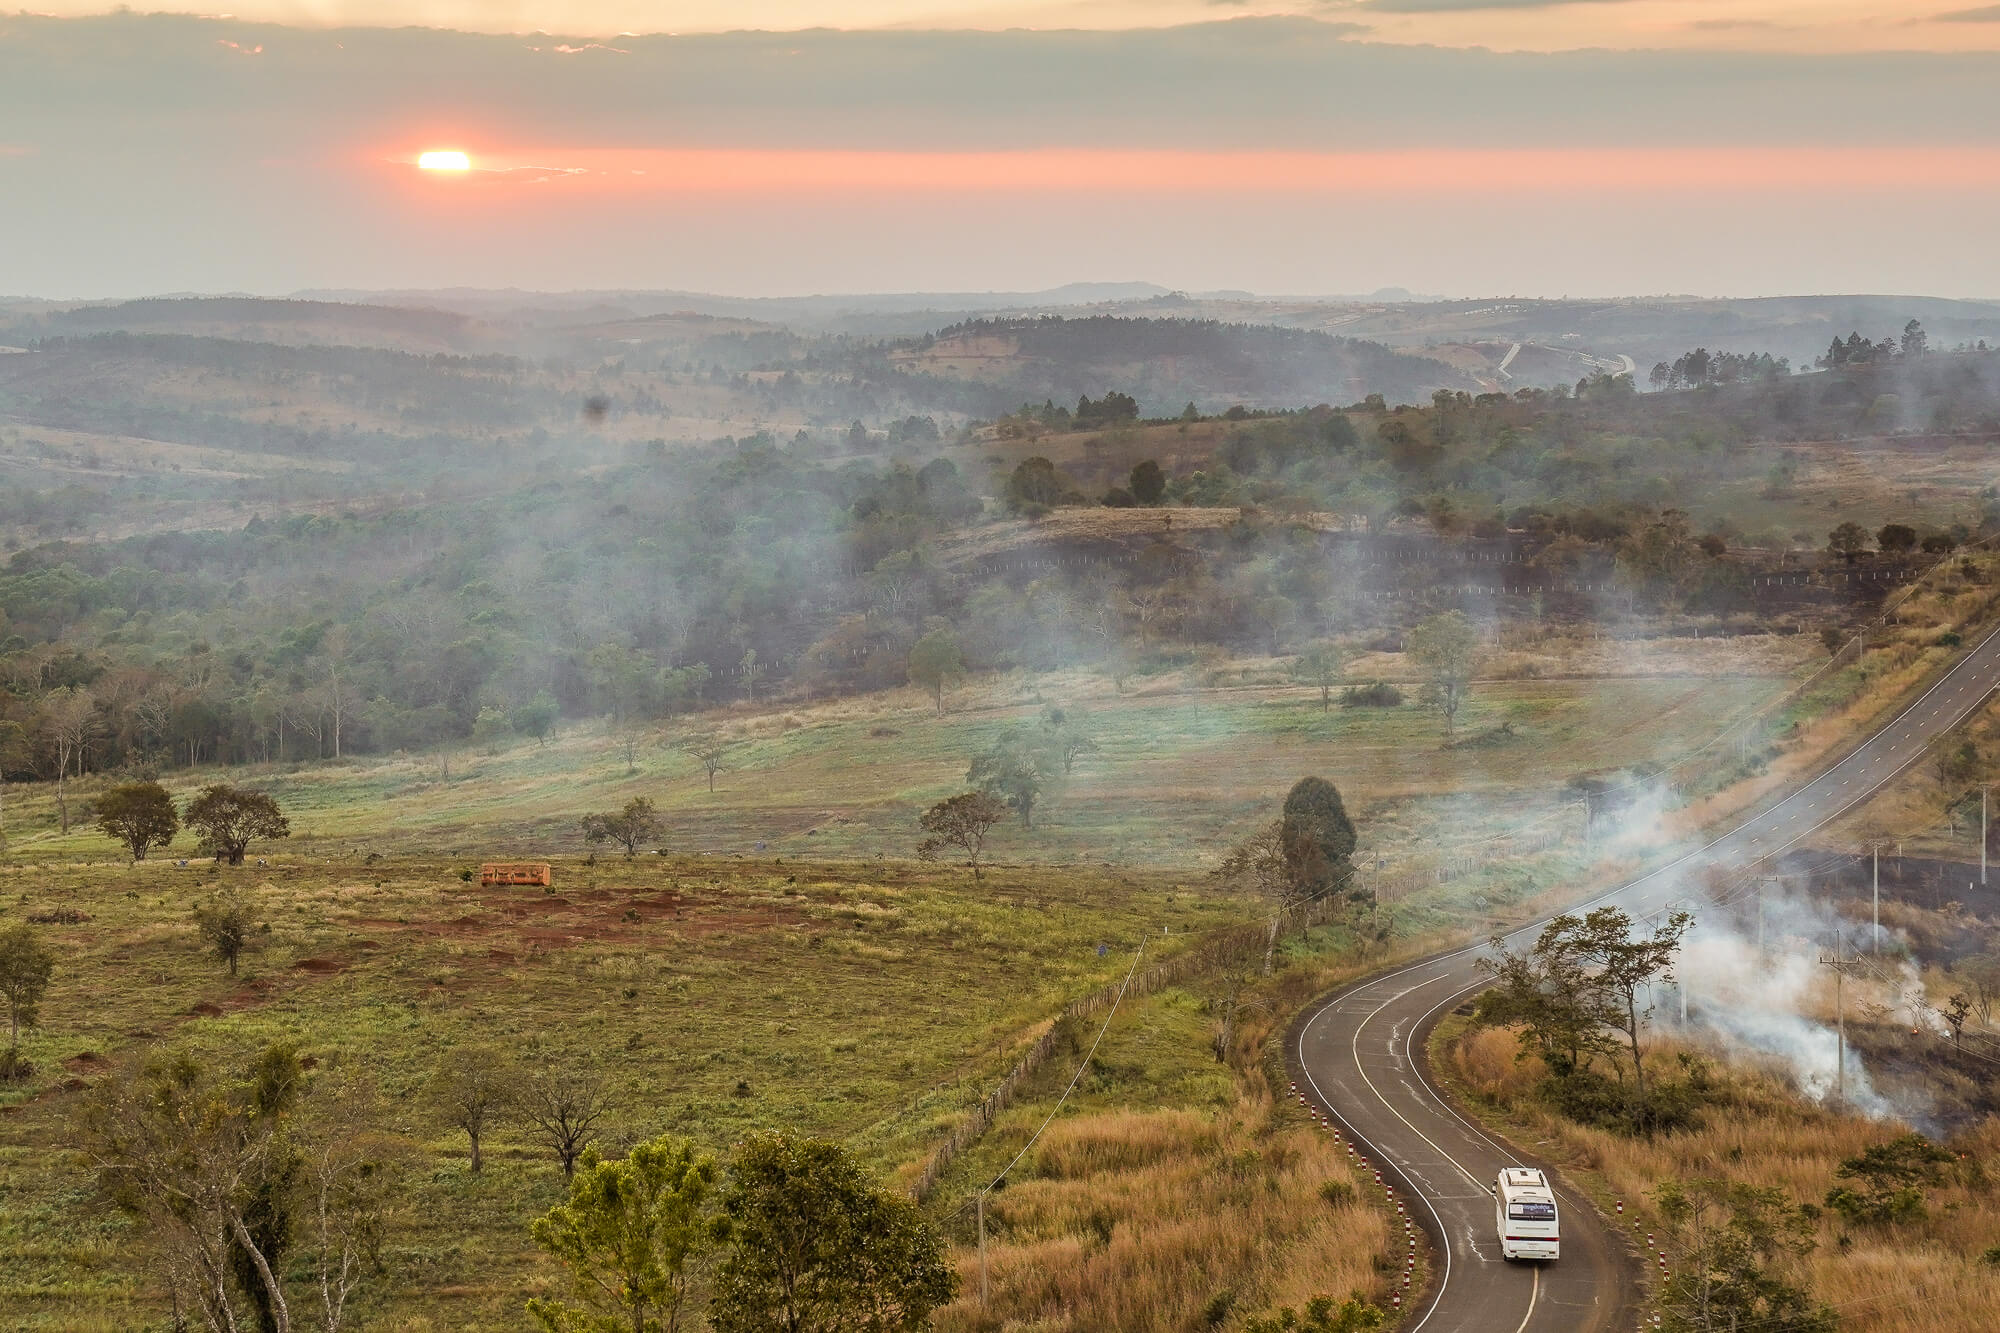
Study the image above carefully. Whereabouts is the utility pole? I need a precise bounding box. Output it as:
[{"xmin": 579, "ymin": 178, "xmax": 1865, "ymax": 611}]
[
  {"xmin": 1819, "ymin": 932, "xmax": 1865, "ymax": 1105},
  {"xmin": 1983, "ymin": 785, "xmax": 1989, "ymax": 886},
  {"xmin": 977, "ymin": 1190, "xmax": 989, "ymax": 1308},
  {"xmin": 1873, "ymin": 842, "xmax": 1881, "ymax": 952}
]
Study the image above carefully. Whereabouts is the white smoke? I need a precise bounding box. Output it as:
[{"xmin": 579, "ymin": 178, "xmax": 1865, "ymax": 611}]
[{"xmin": 1671, "ymin": 878, "xmax": 1922, "ymax": 1123}]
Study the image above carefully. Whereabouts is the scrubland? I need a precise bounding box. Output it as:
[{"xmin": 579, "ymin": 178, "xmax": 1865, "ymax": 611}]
[{"xmin": 1438, "ymin": 1020, "xmax": 2000, "ymax": 1333}]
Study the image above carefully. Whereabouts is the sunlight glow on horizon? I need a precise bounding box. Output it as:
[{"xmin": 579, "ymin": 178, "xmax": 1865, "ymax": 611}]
[{"xmin": 383, "ymin": 145, "xmax": 2000, "ymax": 196}]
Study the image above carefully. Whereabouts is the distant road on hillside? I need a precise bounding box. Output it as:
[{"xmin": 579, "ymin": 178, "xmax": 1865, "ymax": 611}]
[{"xmin": 1291, "ymin": 624, "xmax": 2000, "ymax": 1333}]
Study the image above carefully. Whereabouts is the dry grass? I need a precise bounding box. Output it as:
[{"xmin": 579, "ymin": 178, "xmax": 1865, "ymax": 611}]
[
  {"xmin": 934, "ymin": 1097, "xmax": 1393, "ymax": 1333},
  {"xmin": 1437, "ymin": 1021, "xmax": 2000, "ymax": 1333}
]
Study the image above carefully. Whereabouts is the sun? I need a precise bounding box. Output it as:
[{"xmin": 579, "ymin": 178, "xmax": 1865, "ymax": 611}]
[{"xmin": 417, "ymin": 150, "xmax": 471, "ymax": 172}]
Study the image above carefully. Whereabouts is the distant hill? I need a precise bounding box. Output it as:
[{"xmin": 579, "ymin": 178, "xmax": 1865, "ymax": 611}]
[
  {"xmin": 297, "ymin": 282, "xmax": 1175, "ymax": 334},
  {"xmin": 6, "ymin": 297, "xmax": 482, "ymax": 354},
  {"xmin": 889, "ymin": 315, "xmax": 1478, "ymax": 413}
]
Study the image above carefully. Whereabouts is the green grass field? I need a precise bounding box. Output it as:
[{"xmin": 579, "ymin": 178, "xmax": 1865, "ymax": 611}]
[
  {"xmin": 5, "ymin": 663, "xmax": 1798, "ymax": 872},
  {"xmin": 0, "ymin": 855, "xmax": 1248, "ymax": 1329}
]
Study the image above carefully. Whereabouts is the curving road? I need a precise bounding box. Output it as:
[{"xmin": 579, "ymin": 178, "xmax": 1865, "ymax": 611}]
[{"xmin": 1290, "ymin": 624, "xmax": 2000, "ymax": 1333}]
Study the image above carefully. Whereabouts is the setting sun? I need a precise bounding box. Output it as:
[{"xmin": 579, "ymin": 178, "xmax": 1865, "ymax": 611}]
[{"xmin": 417, "ymin": 150, "xmax": 470, "ymax": 171}]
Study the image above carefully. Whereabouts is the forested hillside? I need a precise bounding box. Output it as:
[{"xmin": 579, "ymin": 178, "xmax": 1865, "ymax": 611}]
[{"xmin": 2, "ymin": 322, "xmax": 1996, "ymax": 780}]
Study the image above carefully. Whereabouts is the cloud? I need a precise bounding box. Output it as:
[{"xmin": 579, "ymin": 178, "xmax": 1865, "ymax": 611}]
[
  {"xmin": 1347, "ymin": 0, "xmax": 1637, "ymax": 11},
  {"xmin": 1931, "ymin": 4, "xmax": 2000, "ymax": 18}
]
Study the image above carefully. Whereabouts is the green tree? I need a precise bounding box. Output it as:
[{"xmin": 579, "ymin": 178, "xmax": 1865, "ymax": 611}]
[
  {"xmin": 1406, "ymin": 611, "xmax": 1480, "ymax": 743},
  {"xmin": 1655, "ymin": 1178, "xmax": 1834, "ymax": 1333},
  {"xmin": 1039, "ymin": 703, "xmax": 1099, "ymax": 775},
  {"xmin": 580, "ymin": 797, "xmax": 662, "ymax": 859},
  {"xmin": 1824, "ymin": 1133, "xmax": 1955, "ymax": 1225},
  {"xmin": 0, "ymin": 923, "xmax": 55, "ymax": 1075},
  {"xmin": 527, "ymin": 1134, "xmax": 723, "ymax": 1333},
  {"xmin": 472, "ymin": 706, "xmax": 512, "ymax": 754},
  {"xmin": 916, "ymin": 791, "xmax": 1008, "ymax": 880},
  {"xmin": 1877, "ymin": 523, "xmax": 1918, "ymax": 554},
  {"xmin": 193, "ymin": 888, "xmax": 260, "ymax": 977},
  {"xmin": 1826, "ymin": 522, "xmax": 1870, "ymax": 562},
  {"xmin": 1005, "ymin": 457, "xmax": 1070, "ymax": 514},
  {"xmin": 1475, "ymin": 931, "xmax": 1613, "ymax": 1081},
  {"xmin": 709, "ymin": 1134, "xmax": 956, "ymax": 1333},
  {"xmin": 95, "ymin": 780, "xmax": 180, "ymax": 861},
  {"xmin": 967, "ymin": 730, "xmax": 1056, "ymax": 829},
  {"xmin": 1290, "ymin": 642, "xmax": 1348, "ymax": 713},
  {"xmin": 429, "ymin": 1047, "xmax": 510, "ymax": 1175},
  {"xmin": 183, "ymin": 784, "xmax": 290, "ymax": 866},
  {"xmin": 512, "ymin": 691, "xmax": 561, "ymax": 746},
  {"xmin": 1129, "ymin": 459, "xmax": 1167, "ymax": 504},
  {"xmin": 906, "ymin": 626, "xmax": 964, "ymax": 717},
  {"xmin": 1279, "ymin": 776, "xmax": 1357, "ymax": 898},
  {"xmin": 1480, "ymin": 906, "xmax": 1691, "ymax": 1100}
]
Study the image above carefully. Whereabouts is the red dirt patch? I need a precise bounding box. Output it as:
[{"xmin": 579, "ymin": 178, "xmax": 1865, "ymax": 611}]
[
  {"xmin": 292, "ymin": 957, "xmax": 345, "ymax": 975},
  {"xmin": 190, "ymin": 1001, "xmax": 224, "ymax": 1017},
  {"xmin": 63, "ymin": 1052, "xmax": 107, "ymax": 1071}
]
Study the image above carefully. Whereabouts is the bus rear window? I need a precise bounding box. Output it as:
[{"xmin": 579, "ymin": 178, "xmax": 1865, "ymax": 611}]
[{"xmin": 1507, "ymin": 1202, "xmax": 1556, "ymax": 1221}]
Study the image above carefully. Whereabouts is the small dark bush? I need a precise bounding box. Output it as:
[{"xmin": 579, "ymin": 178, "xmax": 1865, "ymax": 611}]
[{"xmin": 1340, "ymin": 681, "xmax": 1404, "ymax": 708}]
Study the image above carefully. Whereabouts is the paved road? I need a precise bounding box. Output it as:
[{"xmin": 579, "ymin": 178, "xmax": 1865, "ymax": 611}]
[{"xmin": 1290, "ymin": 624, "xmax": 2000, "ymax": 1333}]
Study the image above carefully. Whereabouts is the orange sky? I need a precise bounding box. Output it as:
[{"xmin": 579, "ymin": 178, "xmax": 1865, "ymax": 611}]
[
  {"xmin": 388, "ymin": 144, "xmax": 2000, "ymax": 195},
  {"xmin": 27, "ymin": 1, "xmax": 2000, "ymax": 52}
]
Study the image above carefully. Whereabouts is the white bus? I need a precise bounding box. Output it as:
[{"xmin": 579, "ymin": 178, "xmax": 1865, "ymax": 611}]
[{"xmin": 1495, "ymin": 1167, "xmax": 1560, "ymax": 1261}]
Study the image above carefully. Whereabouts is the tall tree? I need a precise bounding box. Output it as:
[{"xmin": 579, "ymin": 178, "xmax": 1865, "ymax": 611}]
[
  {"xmin": 709, "ymin": 1134, "xmax": 956, "ymax": 1333},
  {"xmin": 1279, "ymin": 776, "xmax": 1358, "ymax": 898},
  {"xmin": 1129, "ymin": 459, "xmax": 1167, "ymax": 504},
  {"xmin": 681, "ymin": 735, "xmax": 729, "ymax": 793},
  {"xmin": 0, "ymin": 923, "xmax": 55, "ymax": 1074},
  {"xmin": 38, "ymin": 685, "xmax": 98, "ymax": 834},
  {"xmin": 1290, "ymin": 642, "xmax": 1348, "ymax": 713},
  {"xmin": 1406, "ymin": 611, "xmax": 1480, "ymax": 744},
  {"xmin": 96, "ymin": 780, "xmax": 180, "ymax": 861},
  {"xmin": 1485, "ymin": 906, "xmax": 1691, "ymax": 1100},
  {"xmin": 967, "ymin": 730, "xmax": 1057, "ymax": 829},
  {"xmin": 905, "ymin": 626, "xmax": 964, "ymax": 717},
  {"xmin": 429, "ymin": 1047, "xmax": 510, "ymax": 1175},
  {"xmin": 528, "ymin": 1134, "xmax": 723, "ymax": 1333}
]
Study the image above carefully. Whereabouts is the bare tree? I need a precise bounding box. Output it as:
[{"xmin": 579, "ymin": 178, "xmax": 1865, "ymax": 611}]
[
  {"xmin": 682, "ymin": 734, "xmax": 729, "ymax": 792},
  {"xmin": 1216, "ymin": 820, "xmax": 1294, "ymax": 975},
  {"xmin": 38, "ymin": 686, "xmax": 98, "ymax": 833},
  {"xmin": 77, "ymin": 1047, "xmax": 400, "ymax": 1333},
  {"xmin": 522, "ymin": 1058, "xmax": 610, "ymax": 1179},
  {"xmin": 294, "ymin": 1078, "xmax": 408, "ymax": 1333}
]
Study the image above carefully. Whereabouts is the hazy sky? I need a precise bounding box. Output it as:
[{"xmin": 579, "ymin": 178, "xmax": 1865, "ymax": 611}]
[{"xmin": 5, "ymin": 10, "xmax": 2000, "ymax": 299}]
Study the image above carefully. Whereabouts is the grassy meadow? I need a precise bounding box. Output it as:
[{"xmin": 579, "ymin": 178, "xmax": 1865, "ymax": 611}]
[
  {"xmin": 2, "ymin": 634, "xmax": 1814, "ymax": 872},
  {"xmin": 0, "ymin": 854, "xmax": 1250, "ymax": 1329}
]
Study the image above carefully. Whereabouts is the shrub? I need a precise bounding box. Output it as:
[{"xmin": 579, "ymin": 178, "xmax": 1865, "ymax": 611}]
[{"xmin": 1339, "ymin": 681, "xmax": 1403, "ymax": 708}]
